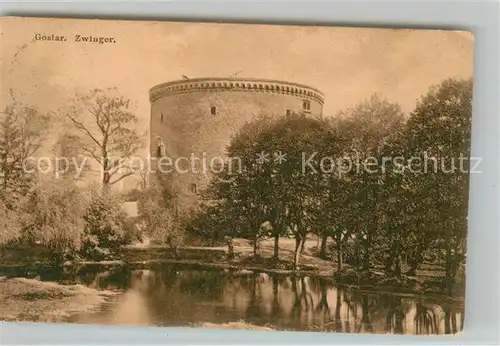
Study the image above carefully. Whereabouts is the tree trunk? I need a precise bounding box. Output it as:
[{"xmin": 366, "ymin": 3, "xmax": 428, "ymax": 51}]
[
  {"xmin": 101, "ymin": 149, "xmax": 110, "ymax": 186},
  {"xmin": 445, "ymin": 247, "xmax": 455, "ymax": 295},
  {"xmin": 406, "ymin": 245, "xmax": 423, "ymax": 276},
  {"xmin": 319, "ymin": 231, "xmax": 328, "ymax": 259},
  {"xmin": 355, "ymin": 236, "xmax": 360, "ymax": 269},
  {"xmin": 394, "ymin": 254, "xmax": 402, "ymax": 277},
  {"xmin": 293, "ymin": 236, "xmax": 303, "ymax": 271},
  {"xmin": 385, "ymin": 252, "xmax": 393, "ymax": 275},
  {"xmin": 336, "ymin": 237, "xmax": 343, "ymax": 273},
  {"xmin": 300, "ymin": 234, "xmax": 306, "ymax": 254},
  {"xmin": 252, "ymin": 227, "xmax": 259, "ymax": 258},
  {"xmin": 362, "ymin": 228, "xmax": 372, "ymax": 270},
  {"xmin": 273, "ymin": 232, "xmax": 280, "ymax": 261},
  {"xmin": 102, "ymin": 170, "xmax": 111, "ymax": 195}
]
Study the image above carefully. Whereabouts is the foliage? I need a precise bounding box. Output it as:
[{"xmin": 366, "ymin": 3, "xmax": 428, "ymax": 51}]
[
  {"xmin": 0, "ymin": 91, "xmax": 146, "ymax": 264},
  {"xmin": 205, "ymin": 115, "xmax": 277, "ymax": 257},
  {"xmin": 203, "ymin": 78, "xmax": 472, "ymax": 295},
  {"xmin": 137, "ymin": 182, "xmax": 184, "ymax": 247},
  {"xmin": 0, "ymin": 195, "xmax": 25, "ymax": 245},
  {"xmin": 0, "ymin": 103, "xmax": 50, "ymax": 193},
  {"xmin": 185, "ymin": 201, "xmax": 233, "ymax": 246},
  {"xmin": 0, "ymin": 79, "xmax": 472, "ymax": 296},
  {"xmin": 403, "ymin": 78, "xmax": 472, "ymax": 292},
  {"xmin": 19, "ymin": 177, "xmax": 88, "ymax": 263},
  {"xmin": 80, "ymin": 188, "xmax": 131, "ymax": 261}
]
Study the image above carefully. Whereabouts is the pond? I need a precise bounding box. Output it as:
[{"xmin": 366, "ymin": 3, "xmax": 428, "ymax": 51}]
[{"xmin": 5, "ymin": 263, "xmax": 464, "ymax": 334}]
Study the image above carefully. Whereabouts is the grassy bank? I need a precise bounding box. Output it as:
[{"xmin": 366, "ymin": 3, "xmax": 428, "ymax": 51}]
[{"xmin": 0, "ymin": 276, "xmax": 115, "ymax": 323}]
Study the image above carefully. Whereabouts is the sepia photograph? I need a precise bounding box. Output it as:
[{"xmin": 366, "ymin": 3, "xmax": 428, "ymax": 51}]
[{"xmin": 0, "ymin": 17, "xmax": 473, "ymax": 334}]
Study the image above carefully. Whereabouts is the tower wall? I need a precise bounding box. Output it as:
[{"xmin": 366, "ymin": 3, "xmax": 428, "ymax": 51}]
[{"xmin": 149, "ymin": 78, "xmax": 324, "ymax": 209}]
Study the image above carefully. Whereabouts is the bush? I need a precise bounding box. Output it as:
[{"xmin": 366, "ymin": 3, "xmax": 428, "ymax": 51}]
[
  {"xmin": 17, "ymin": 178, "xmax": 87, "ymax": 264},
  {"xmin": 137, "ymin": 184, "xmax": 185, "ymax": 247},
  {"xmin": 80, "ymin": 192, "xmax": 130, "ymax": 261}
]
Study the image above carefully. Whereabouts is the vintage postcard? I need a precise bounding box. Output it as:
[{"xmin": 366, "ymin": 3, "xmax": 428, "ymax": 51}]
[{"xmin": 0, "ymin": 17, "xmax": 473, "ymax": 334}]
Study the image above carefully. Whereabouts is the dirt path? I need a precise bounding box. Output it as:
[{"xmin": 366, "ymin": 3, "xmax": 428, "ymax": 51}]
[{"xmin": 233, "ymin": 235, "xmax": 335, "ymax": 275}]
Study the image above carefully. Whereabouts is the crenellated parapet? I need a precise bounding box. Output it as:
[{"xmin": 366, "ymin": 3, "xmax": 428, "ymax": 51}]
[{"xmin": 149, "ymin": 77, "xmax": 325, "ymax": 105}]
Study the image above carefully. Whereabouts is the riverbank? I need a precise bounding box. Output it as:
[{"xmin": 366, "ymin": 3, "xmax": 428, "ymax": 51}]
[
  {"xmin": 0, "ymin": 235, "xmax": 465, "ymax": 302},
  {"xmin": 0, "ymin": 276, "xmax": 115, "ymax": 323}
]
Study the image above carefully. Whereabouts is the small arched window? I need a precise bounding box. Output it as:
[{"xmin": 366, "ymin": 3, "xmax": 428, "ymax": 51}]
[
  {"xmin": 210, "ymin": 106, "xmax": 217, "ymax": 115},
  {"xmin": 160, "ymin": 112, "xmax": 164, "ymax": 122},
  {"xmin": 189, "ymin": 183, "xmax": 197, "ymax": 194},
  {"xmin": 155, "ymin": 137, "xmax": 164, "ymax": 158},
  {"xmin": 302, "ymin": 100, "xmax": 311, "ymax": 112}
]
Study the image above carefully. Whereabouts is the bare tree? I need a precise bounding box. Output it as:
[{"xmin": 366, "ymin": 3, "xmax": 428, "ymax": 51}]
[{"xmin": 64, "ymin": 88, "xmax": 143, "ymax": 192}]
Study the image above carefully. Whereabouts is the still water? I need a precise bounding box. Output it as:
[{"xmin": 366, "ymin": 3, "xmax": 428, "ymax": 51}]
[{"xmin": 32, "ymin": 263, "xmax": 465, "ymax": 334}]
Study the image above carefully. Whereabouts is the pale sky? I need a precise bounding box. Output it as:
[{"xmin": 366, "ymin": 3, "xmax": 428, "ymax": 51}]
[
  {"xmin": 2, "ymin": 17, "xmax": 473, "ymax": 120},
  {"xmin": 1, "ymin": 17, "xmax": 474, "ymax": 190}
]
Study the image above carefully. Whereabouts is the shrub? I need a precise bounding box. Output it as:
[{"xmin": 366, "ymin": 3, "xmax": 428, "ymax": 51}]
[
  {"xmin": 80, "ymin": 192, "xmax": 130, "ymax": 261},
  {"xmin": 18, "ymin": 178, "xmax": 87, "ymax": 263},
  {"xmin": 137, "ymin": 183, "xmax": 185, "ymax": 247}
]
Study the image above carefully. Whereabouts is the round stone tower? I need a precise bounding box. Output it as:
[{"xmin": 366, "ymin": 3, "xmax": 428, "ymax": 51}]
[{"xmin": 149, "ymin": 77, "xmax": 324, "ymax": 210}]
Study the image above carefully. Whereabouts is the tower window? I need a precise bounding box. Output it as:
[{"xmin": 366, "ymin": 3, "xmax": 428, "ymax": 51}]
[
  {"xmin": 160, "ymin": 113, "xmax": 164, "ymax": 122},
  {"xmin": 302, "ymin": 100, "xmax": 311, "ymax": 112},
  {"xmin": 210, "ymin": 106, "xmax": 217, "ymax": 115},
  {"xmin": 189, "ymin": 183, "xmax": 197, "ymax": 194},
  {"xmin": 155, "ymin": 138, "xmax": 165, "ymax": 158}
]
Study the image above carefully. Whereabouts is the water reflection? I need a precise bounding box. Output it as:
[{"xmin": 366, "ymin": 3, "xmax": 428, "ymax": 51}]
[{"xmin": 61, "ymin": 265, "xmax": 463, "ymax": 334}]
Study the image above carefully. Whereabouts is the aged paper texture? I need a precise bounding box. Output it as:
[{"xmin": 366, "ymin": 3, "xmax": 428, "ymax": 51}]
[{"xmin": 0, "ymin": 17, "xmax": 473, "ymax": 334}]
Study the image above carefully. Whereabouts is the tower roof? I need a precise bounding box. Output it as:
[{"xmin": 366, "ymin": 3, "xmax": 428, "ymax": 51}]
[{"xmin": 149, "ymin": 77, "xmax": 324, "ymax": 104}]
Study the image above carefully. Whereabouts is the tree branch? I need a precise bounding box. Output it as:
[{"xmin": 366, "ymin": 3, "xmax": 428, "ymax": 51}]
[
  {"xmin": 109, "ymin": 171, "xmax": 136, "ymax": 185},
  {"xmin": 66, "ymin": 114, "xmax": 103, "ymax": 149}
]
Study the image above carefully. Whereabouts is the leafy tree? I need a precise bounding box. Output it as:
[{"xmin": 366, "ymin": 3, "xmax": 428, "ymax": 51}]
[
  {"xmin": 0, "ymin": 103, "xmax": 50, "ymax": 248},
  {"xmin": 256, "ymin": 113, "xmax": 332, "ymax": 269},
  {"xmin": 137, "ymin": 180, "xmax": 184, "ymax": 249},
  {"xmin": 333, "ymin": 95, "xmax": 405, "ymax": 272},
  {"xmin": 404, "ymin": 78, "xmax": 472, "ymax": 292},
  {"xmin": 185, "ymin": 200, "xmax": 233, "ymax": 246},
  {"xmin": 309, "ymin": 119, "xmax": 352, "ymax": 269},
  {"xmin": 207, "ymin": 113, "xmax": 331, "ymax": 268},
  {"xmin": 206, "ymin": 115, "xmax": 275, "ymax": 258},
  {"xmin": 0, "ymin": 103, "xmax": 50, "ymax": 193}
]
